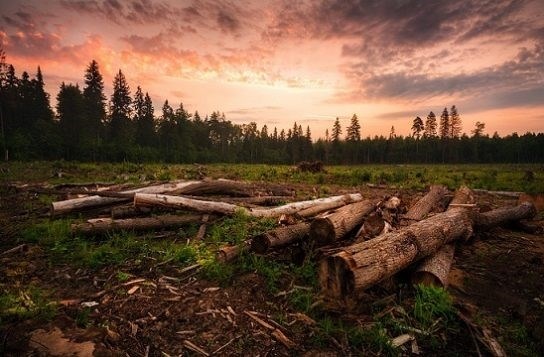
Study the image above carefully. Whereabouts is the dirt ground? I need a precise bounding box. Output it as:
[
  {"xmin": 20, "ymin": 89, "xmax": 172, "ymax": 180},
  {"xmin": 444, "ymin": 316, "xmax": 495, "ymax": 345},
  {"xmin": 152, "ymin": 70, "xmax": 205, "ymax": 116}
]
[{"xmin": 0, "ymin": 182, "xmax": 543, "ymax": 356}]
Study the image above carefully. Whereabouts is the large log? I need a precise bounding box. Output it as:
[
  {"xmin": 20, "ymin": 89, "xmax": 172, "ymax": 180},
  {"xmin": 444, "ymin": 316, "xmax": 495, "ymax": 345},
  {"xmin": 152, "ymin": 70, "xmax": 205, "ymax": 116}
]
[
  {"xmin": 251, "ymin": 223, "xmax": 310, "ymax": 254},
  {"xmin": 319, "ymin": 207, "xmax": 474, "ymax": 298},
  {"xmin": 134, "ymin": 193, "xmax": 364, "ymax": 218},
  {"xmin": 173, "ymin": 180, "xmax": 295, "ymax": 197},
  {"xmin": 402, "ymin": 185, "xmax": 448, "ymax": 223},
  {"xmin": 310, "ymin": 199, "xmax": 377, "ymax": 246},
  {"xmin": 51, "ymin": 180, "xmax": 200, "ymax": 215},
  {"xmin": 476, "ymin": 202, "xmax": 537, "ymax": 230},
  {"xmin": 412, "ymin": 186, "xmax": 475, "ymax": 287},
  {"xmin": 296, "ymin": 195, "xmax": 361, "ymax": 218},
  {"xmin": 71, "ymin": 214, "xmax": 202, "ymax": 235}
]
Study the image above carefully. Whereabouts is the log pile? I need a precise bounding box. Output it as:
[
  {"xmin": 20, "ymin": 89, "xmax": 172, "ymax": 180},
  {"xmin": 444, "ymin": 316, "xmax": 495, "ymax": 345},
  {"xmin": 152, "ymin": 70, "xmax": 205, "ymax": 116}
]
[{"xmin": 47, "ymin": 178, "xmax": 538, "ymax": 303}]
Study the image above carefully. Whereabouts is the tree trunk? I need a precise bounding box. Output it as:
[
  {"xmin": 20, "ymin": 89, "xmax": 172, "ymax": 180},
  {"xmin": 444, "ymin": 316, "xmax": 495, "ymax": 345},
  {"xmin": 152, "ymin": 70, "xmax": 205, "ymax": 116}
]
[
  {"xmin": 111, "ymin": 205, "xmax": 151, "ymax": 219},
  {"xmin": 51, "ymin": 180, "xmax": 200, "ymax": 215},
  {"xmin": 71, "ymin": 214, "xmax": 202, "ymax": 235},
  {"xmin": 412, "ymin": 186, "xmax": 474, "ymax": 287},
  {"xmin": 310, "ymin": 199, "xmax": 377, "ymax": 246},
  {"xmin": 296, "ymin": 195, "xmax": 361, "ymax": 218},
  {"xmin": 134, "ymin": 193, "xmax": 364, "ymax": 218},
  {"xmin": 476, "ymin": 202, "xmax": 536, "ymax": 230},
  {"xmin": 402, "ymin": 185, "xmax": 448, "ymax": 223},
  {"xmin": 319, "ymin": 207, "xmax": 474, "ymax": 298},
  {"xmin": 216, "ymin": 241, "xmax": 250, "ymax": 263},
  {"xmin": 251, "ymin": 223, "xmax": 310, "ymax": 254}
]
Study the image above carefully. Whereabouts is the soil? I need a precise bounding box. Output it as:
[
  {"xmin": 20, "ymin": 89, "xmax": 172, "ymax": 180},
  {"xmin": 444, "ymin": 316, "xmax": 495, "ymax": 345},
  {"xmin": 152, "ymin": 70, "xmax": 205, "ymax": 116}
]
[{"xmin": 0, "ymin": 182, "xmax": 543, "ymax": 356}]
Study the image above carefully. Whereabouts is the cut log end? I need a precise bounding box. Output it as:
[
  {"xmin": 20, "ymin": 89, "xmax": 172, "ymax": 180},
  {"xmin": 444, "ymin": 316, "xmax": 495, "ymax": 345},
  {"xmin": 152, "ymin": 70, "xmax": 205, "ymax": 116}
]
[
  {"xmin": 310, "ymin": 218, "xmax": 335, "ymax": 246},
  {"xmin": 319, "ymin": 253, "xmax": 355, "ymax": 298},
  {"xmin": 251, "ymin": 233, "xmax": 272, "ymax": 254}
]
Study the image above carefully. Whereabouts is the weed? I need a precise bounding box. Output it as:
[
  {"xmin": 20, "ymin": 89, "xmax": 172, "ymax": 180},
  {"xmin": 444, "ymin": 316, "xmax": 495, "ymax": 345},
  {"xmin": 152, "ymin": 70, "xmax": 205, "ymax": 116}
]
[
  {"xmin": 413, "ymin": 284, "xmax": 455, "ymax": 330},
  {"xmin": 116, "ymin": 271, "xmax": 131, "ymax": 282},
  {"xmin": 348, "ymin": 324, "xmax": 398, "ymax": 356},
  {"xmin": 0, "ymin": 287, "xmax": 56, "ymax": 325},
  {"xmin": 75, "ymin": 307, "xmax": 92, "ymax": 328},
  {"xmin": 289, "ymin": 289, "xmax": 314, "ymax": 313}
]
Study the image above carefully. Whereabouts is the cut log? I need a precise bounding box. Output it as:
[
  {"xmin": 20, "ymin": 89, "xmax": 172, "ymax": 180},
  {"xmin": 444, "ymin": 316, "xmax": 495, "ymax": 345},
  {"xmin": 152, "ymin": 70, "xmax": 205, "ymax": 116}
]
[
  {"xmin": 71, "ymin": 214, "xmax": 202, "ymax": 235},
  {"xmin": 310, "ymin": 199, "xmax": 377, "ymax": 246},
  {"xmin": 134, "ymin": 193, "xmax": 364, "ymax": 218},
  {"xmin": 402, "ymin": 185, "xmax": 448, "ymax": 223},
  {"xmin": 174, "ymin": 180, "xmax": 254, "ymax": 197},
  {"xmin": 194, "ymin": 215, "xmax": 210, "ymax": 240},
  {"xmin": 111, "ymin": 205, "xmax": 151, "ymax": 219},
  {"xmin": 473, "ymin": 189, "xmax": 523, "ymax": 198},
  {"xmin": 319, "ymin": 207, "xmax": 474, "ymax": 297},
  {"xmin": 359, "ymin": 212, "xmax": 385, "ymax": 239},
  {"xmin": 412, "ymin": 185, "xmax": 475, "ymax": 287},
  {"xmin": 296, "ymin": 195, "xmax": 361, "ymax": 218},
  {"xmin": 251, "ymin": 223, "xmax": 310, "ymax": 254},
  {"xmin": 51, "ymin": 180, "xmax": 200, "ymax": 215},
  {"xmin": 476, "ymin": 202, "xmax": 537, "ymax": 230},
  {"xmin": 216, "ymin": 241, "xmax": 250, "ymax": 263}
]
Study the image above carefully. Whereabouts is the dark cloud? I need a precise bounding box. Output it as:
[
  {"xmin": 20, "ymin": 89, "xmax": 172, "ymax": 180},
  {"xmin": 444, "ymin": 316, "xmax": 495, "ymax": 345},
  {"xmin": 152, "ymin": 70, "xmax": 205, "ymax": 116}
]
[{"xmin": 217, "ymin": 10, "xmax": 240, "ymax": 34}]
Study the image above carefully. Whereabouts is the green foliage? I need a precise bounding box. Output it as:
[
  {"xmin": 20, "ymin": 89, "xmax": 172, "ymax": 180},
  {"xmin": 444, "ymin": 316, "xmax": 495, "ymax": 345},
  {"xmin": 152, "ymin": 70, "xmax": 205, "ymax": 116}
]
[
  {"xmin": 75, "ymin": 307, "xmax": 92, "ymax": 328},
  {"xmin": 0, "ymin": 287, "xmax": 56, "ymax": 325},
  {"xmin": 413, "ymin": 284, "xmax": 455, "ymax": 330},
  {"xmin": 116, "ymin": 271, "xmax": 131, "ymax": 282},
  {"xmin": 348, "ymin": 324, "xmax": 399, "ymax": 356}
]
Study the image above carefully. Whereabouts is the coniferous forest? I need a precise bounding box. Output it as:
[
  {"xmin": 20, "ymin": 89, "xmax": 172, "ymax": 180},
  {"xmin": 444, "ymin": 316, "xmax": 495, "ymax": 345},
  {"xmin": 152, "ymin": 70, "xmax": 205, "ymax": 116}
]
[{"xmin": 1, "ymin": 54, "xmax": 543, "ymax": 164}]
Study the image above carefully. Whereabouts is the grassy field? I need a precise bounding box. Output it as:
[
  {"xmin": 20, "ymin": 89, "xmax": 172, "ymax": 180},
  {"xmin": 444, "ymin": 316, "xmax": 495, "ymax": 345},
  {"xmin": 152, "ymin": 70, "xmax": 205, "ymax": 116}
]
[{"xmin": 1, "ymin": 161, "xmax": 543, "ymax": 193}]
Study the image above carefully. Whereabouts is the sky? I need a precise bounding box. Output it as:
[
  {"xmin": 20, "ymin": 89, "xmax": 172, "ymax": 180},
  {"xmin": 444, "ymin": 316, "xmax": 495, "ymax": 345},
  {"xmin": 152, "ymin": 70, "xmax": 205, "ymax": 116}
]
[{"xmin": 1, "ymin": 0, "xmax": 543, "ymax": 139}]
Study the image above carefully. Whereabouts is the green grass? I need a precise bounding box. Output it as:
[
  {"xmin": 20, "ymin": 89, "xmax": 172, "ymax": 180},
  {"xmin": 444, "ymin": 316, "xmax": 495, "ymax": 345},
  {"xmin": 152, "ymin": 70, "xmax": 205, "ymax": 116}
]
[
  {"xmin": 0, "ymin": 286, "xmax": 56, "ymax": 325},
  {"xmin": 413, "ymin": 284, "xmax": 456, "ymax": 330}
]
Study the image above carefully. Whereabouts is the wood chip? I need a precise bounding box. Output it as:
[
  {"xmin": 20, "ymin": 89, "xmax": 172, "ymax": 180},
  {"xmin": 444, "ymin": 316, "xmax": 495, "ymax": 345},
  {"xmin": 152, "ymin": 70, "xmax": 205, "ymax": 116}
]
[
  {"xmin": 127, "ymin": 285, "xmax": 139, "ymax": 295},
  {"xmin": 391, "ymin": 334, "xmax": 414, "ymax": 347},
  {"xmin": 183, "ymin": 340, "xmax": 209, "ymax": 356}
]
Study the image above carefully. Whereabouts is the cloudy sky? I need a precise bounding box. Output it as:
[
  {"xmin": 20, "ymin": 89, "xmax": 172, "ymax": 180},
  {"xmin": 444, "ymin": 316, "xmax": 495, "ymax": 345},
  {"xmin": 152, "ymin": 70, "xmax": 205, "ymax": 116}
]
[{"xmin": 1, "ymin": 0, "xmax": 543, "ymax": 138}]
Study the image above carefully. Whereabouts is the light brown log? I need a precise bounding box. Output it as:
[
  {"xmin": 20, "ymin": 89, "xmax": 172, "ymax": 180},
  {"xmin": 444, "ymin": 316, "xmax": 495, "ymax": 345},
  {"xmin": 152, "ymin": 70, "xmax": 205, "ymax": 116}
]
[
  {"xmin": 476, "ymin": 202, "xmax": 537, "ymax": 230},
  {"xmin": 296, "ymin": 195, "xmax": 361, "ymax": 218},
  {"xmin": 134, "ymin": 193, "xmax": 364, "ymax": 218},
  {"xmin": 310, "ymin": 199, "xmax": 377, "ymax": 246},
  {"xmin": 216, "ymin": 241, "xmax": 250, "ymax": 263},
  {"xmin": 251, "ymin": 223, "xmax": 310, "ymax": 254},
  {"xmin": 319, "ymin": 207, "xmax": 474, "ymax": 297},
  {"xmin": 71, "ymin": 214, "xmax": 202, "ymax": 235},
  {"xmin": 51, "ymin": 180, "xmax": 200, "ymax": 215},
  {"xmin": 411, "ymin": 186, "xmax": 475, "ymax": 287},
  {"xmin": 402, "ymin": 185, "xmax": 448, "ymax": 222}
]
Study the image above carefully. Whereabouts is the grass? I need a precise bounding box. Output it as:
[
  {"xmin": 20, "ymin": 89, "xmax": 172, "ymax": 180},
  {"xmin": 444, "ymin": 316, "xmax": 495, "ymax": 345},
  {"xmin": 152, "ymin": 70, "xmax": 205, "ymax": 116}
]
[
  {"xmin": 413, "ymin": 284, "xmax": 456, "ymax": 330},
  {"xmin": 0, "ymin": 286, "xmax": 56, "ymax": 326}
]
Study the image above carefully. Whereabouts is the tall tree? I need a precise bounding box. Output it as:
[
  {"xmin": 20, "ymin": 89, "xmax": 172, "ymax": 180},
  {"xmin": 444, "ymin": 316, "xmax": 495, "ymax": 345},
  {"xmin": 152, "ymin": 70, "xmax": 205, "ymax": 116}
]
[
  {"xmin": 83, "ymin": 60, "xmax": 106, "ymax": 158},
  {"xmin": 449, "ymin": 105, "xmax": 462, "ymax": 138},
  {"xmin": 331, "ymin": 117, "xmax": 342, "ymax": 142},
  {"xmin": 32, "ymin": 66, "xmax": 53, "ymax": 122},
  {"xmin": 346, "ymin": 114, "xmax": 361, "ymax": 141},
  {"xmin": 411, "ymin": 116, "xmax": 424, "ymax": 139},
  {"xmin": 439, "ymin": 107, "xmax": 449, "ymax": 139},
  {"xmin": 109, "ymin": 69, "xmax": 132, "ymax": 149},
  {"xmin": 472, "ymin": 121, "xmax": 485, "ymax": 138},
  {"xmin": 57, "ymin": 83, "xmax": 85, "ymax": 159},
  {"xmin": 424, "ymin": 111, "xmax": 437, "ymax": 138}
]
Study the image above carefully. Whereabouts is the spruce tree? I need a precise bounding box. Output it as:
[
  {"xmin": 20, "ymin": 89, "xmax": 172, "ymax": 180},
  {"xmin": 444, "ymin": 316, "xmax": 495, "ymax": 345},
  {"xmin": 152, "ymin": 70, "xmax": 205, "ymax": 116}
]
[
  {"xmin": 332, "ymin": 117, "xmax": 342, "ymax": 142},
  {"xmin": 424, "ymin": 111, "xmax": 437, "ymax": 138},
  {"xmin": 57, "ymin": 83, "xmax": 85, "ymax": 159},
  {"xmin": 439, "ymin": 107, "xmax": 449, "ymax": 139},
  {"xmin": 83, "ymin": 60, "xmax": 106, "ymax": 157},
  {"xmin": 449, "ymin": 105, "xmax": 462, "ymax": 138},
  {"xmin": 109, "ymin": 69, "xmax": 132, "ymax": 148},
  {"xmin": 346, "ymin": 114, "xmax": 361, "ymax": 141},
  {"xmin": 411, "ymin": 116, "xmax": 424, "ymax": 139}
]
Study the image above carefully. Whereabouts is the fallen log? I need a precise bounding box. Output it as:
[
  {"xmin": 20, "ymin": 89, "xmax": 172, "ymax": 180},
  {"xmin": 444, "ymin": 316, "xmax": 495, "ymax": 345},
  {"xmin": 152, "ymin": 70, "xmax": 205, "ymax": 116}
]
[
  {"xmin": 310, "ymin": 199, "xmax": 377, "ymax": 246},
  {"xmin": 217, "ymin": 241, "xmax": 250, "ymax": 263},
  {"xmin": 319, "ymin": 207, "xmax": 474, "ymax": 297},
  {"xmin": 476, "ymin": 202, "xmax": 537, "ymax": 230},
  {"xmin": 111, "ymin": 205, "xmax": 151, "ymax": 219},
  {"xmin": 472, "ymin": 189, "xmax": 523, "ymax": 198},
  {"xmin": 134, "ymin": 193, "xmax": 364, "ymax": 218},
  {"xmin": 174, "ymin": 180, "xmax": 254, "ymax": 197},
  {"xmin": 194, "ymin": 215, "xmax": 210, "ymax": 240},
  {"xmin": 251, "ymin": 223, "xmax": 310, "ymax": 254},
  {"xmin": 402, "ymin": 185, "xmax": 448, "ymax": 223},
  {"xmin": 51, "ymin": 180, "xmax": 200, "ymax": 215},
  {"xmin": 71, "ymin": 214, "xmax": 202, "ymax": 235},
  {"xmin": 411, "ymin": 186, "xmax": 475, "ymax": 287},
  {"xmin": 296, "ymin": 196, "xmax": 361, "ymax": 218}
]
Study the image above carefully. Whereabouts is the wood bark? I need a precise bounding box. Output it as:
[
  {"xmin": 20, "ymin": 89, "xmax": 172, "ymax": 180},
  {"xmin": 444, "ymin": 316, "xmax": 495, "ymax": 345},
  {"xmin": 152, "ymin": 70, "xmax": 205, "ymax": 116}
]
[
  {"xmin": 319, "ymin": 207, "xmax": 474, "ymax": 298},
  {"xmin": 251, "ymin": 223, "xmax": 310, "ymax": 254},
  {"xmin": 475, "ymin": 202, "xmax": 536, "ymax": 230},
  {"xmin": 412, "ymin": 186, "xmax": 475, "ymax": 287},
  {"xmin": 173, "ymin": 180, "xmax": 294, "ymax": 197},
  {"xmin": 71, "ymin": 214, "xmax": 202, "ymax": 235},
  {"xmin": 134, "ymin": 193, "xmax": 363, "ymax": 218},
  {"xmin": 402, "ymin": 185, "xmax": 448, "ymax": 223},
  {"xmin": 51, "ymin": 180, "xmax": 200, "ymax": 215},
  {"xmin": 296, "ymin": 195, "xmax": 361, "ymax": 218},
  {"xmin": 216, "ymin": 241, "xmax": 250, "ymax": 263},
  {"xmin": 310, "ymin": 199, "xmax": 377, "ymax": 246},
  {"xmin": 111, "ymin": 205, "xmax": 151, "ymax": 219}
]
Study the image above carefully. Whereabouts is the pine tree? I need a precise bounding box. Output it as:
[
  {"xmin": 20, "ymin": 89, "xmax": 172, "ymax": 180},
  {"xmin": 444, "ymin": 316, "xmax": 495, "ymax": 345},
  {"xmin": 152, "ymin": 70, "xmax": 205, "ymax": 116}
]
[
  {"xmin": 331, "ymin": 117, "xmax": 342, "ymax": 142},
  {"xmin": 134, "ymin": 86, "xmax": 155, "ymax": 147},
  {"xmin": 472, "ymin": 121, "xmax": 485, "ymax": 137},
  {"xmin": 439, "ymin": 107, "xmax": 449, "ymax": 139},
  {"xmin": 83, "ymin": 60, "xmax": 106, "ymax": 157},
  {"xmin": 57, "ymin": 83, "xmax": 85, "ymax": 159},
  {"xmin": 346, "ymin": 114, "xmax": 361, "ymax": 141},
  {"xmin": 32, "ymin": 66, "xmax": 53, "ymax": 122},
  {"xmin": 389, "ymin": 126, "xmax": 396, "ymax": 139},
  {"xmin": 449, "ymin": 105, "xmax": 462, "ymax": 138},
  {"xmin": 411, "ymin": 116, "xmax": 424, "ymax": 139},
  {"xmin": 424, "ymin": 111, "xmax": 437, "ymax": 138},
  {"xmin": 109, "ymin": 69, "xmax": 132, "ymax": 148}
]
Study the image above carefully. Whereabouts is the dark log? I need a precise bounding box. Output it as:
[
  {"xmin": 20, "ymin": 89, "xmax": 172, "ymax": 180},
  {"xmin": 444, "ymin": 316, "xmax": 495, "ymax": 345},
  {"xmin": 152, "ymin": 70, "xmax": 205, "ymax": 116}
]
[
  {"xmin": 359, "ymin": 212, "xmax": 385, "ymax": 239},
  {"xmin": 411, "ymin": 186, "xmax": 475, "ymax": 287},
  {"xmin": 216, "ymin": 241, "xmax": 250, "ymax": 263},
  {"xmin": 251, "ymin": 223, "xmax": 310, "ymax": 254},
  {"xmin": 310, "ymin": 199, "xmax": 377, "ymax": 246},
  {"xmin": 319, "ymin": 207, "xmax": 474, "ymax": 297},
  {"xmin": 111, "ymin": 205, "xmax": 151, "ymax": 219},
  {"xmin": 476, "ymin": 202, "xmax": 536, "ymax": 230},
  {"xmin": 71, "ymin": 214, "xmax": 202, "ymax": 235},
  {"xmin": 173, "ymin": 180, "xmax": 254, "ymax": 197},
  {"xmin": 402, "ymin": 185, "xmax": 448, "ymax": 223}
]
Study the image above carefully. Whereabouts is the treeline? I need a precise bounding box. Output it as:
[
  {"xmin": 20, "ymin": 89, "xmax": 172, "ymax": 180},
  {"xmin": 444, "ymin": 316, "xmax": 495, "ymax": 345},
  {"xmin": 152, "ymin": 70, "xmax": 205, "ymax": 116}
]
[{"xmin": 1, "ymin": 53, "xmax": 543, "ymax": 164}]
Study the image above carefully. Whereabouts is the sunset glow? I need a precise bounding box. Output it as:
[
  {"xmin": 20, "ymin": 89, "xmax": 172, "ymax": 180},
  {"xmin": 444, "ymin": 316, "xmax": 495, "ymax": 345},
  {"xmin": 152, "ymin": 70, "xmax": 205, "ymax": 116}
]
[{"xmin": 1, "ymin": 0, "xmax": 543, "ymax": 138}]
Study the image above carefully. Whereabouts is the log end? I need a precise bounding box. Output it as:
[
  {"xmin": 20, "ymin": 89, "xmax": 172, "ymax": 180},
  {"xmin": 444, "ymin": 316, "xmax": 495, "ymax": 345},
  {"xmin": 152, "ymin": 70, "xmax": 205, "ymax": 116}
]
[
  {"xmin": 319, "ymin": 252, "xmax": 355, "ymax": 298},
  {"xmin": 310, "ymin": 218, "xmax": 335, "ymax": 246},
  {"xmin": 251, "ymin": 233, "xmax": 272, "ymax": 254},
  {"xmin": 411, "ymin": 272, "xmax": 445, "ymax": 288}
]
